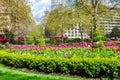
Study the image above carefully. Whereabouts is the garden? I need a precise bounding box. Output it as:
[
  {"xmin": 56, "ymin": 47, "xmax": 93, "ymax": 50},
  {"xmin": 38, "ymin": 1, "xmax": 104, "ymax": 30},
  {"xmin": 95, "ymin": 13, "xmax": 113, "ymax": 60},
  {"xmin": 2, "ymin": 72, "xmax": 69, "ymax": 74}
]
[
  {"xmin": 0, "ymin": 28, "xmax": 120, "ymax": 79},
  {"xmin": 0, "ymin": 0, "xmax": 120, "ymax": 80},
  {"xmin": 0, "ymin": 39, "xmax": 120, "ymax": 78}
]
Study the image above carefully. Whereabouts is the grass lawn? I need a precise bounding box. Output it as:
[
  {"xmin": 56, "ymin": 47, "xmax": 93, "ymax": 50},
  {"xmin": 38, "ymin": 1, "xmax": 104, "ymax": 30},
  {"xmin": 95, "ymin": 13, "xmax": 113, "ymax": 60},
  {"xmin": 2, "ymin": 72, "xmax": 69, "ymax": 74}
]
[{"xmin": 0, "ymin": 64, "xmax": 92, "ymax": 80}]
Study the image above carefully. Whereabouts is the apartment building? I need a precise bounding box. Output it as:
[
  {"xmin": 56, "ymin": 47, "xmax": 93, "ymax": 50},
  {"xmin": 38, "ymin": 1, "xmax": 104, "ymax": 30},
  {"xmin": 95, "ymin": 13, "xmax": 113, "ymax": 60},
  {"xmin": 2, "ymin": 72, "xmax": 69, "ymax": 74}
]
[{"xmin": 51, "ymin": 0, "xmax": 120, "ymax": 39}]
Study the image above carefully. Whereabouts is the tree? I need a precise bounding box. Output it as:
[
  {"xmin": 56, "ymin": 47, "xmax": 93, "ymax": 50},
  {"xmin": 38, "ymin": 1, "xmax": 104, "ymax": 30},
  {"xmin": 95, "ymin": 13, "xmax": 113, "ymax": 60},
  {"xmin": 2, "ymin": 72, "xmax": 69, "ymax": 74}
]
[
  {"xmin": 70, "ymin": 1, "xmax": 92, "ymax": 40},
  {"xmin": 75, "ymin": 0, "xmax": 119, "ymax": 30},
  {"xmin": 110, "ymin": 27, "xmax": 120, "ymax": 38},
  {"xmin": 73, "ymin": 0, "xmax": 120, "ymax": 39},
  {"xmin": 28, "ymin": 25, "xmax": 43, "ymax": 39},
  {"xmin": 0, "ymin": 0, "xmax": 34, "ymax": 37},
  {"xmin": 46, "ymin": 8, "xmax": 72, "ymax": 37}
]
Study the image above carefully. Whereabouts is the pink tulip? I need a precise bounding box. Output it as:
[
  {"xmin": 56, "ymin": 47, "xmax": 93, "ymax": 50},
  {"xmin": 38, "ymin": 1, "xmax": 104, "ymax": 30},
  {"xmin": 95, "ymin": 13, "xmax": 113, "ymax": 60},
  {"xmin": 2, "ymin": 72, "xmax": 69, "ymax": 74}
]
[
  {"xmin": 117, "ymin": 47, "xmax": 120, "ymax": 51},
  {"xmin": 3, "ymin": 45, "xmax": 6, "ymax": 50},
  {"xmin": 49, "ymin": 46, "xmax": 52, "ymax": 50},
  {"xmin": 64, "ymin": 53, "xmax": 67, "ymax": 58},
  {"xmin": 62, "ymin": 50, "xmax": 64, "ymax": 53},
  {"xmin": 88, "ymin": 50, "xmax": 90, "ymax": 54},
  {"xmin": 9, "ymin": 47, "xmax": 12, "ymax": 52},
  {"xmin": 71, "ymin": 47, "xmax": 74, "ymax": 50},
  {"xmin": 30, "ymin": 46, "xmax": 33, "ymax": 50},
  {"xmin": 44, "ymin": 46, "xmax": 46, "ymax": 50},
  {"xmin": 54, "ymin": 49, "xmax": 56, "ymax": 54},
  {"xmin": 113, "ymin": 49, "xmax": 117, "ymax": 54},
  {"xmin": 92, "ymin": 48, "xmax": 94, "ymax": 51}
]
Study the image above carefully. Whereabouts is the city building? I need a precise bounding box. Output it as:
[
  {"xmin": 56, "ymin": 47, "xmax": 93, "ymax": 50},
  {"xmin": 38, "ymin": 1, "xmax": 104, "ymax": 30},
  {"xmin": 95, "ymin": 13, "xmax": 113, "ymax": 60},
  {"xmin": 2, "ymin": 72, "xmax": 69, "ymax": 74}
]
[
  {"xmin": 63, "ymin": 24, "xmax": 89, "ymax": 39},
  {"xmin": 51, "ymin": 0, "xmax": 120, "ymax": 39}
]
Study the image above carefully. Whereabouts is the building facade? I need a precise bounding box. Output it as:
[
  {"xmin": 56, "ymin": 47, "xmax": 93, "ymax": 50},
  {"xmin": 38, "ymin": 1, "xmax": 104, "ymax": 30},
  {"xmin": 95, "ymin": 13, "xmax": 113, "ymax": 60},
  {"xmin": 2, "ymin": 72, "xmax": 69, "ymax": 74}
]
[
  {"xmin": 51, "ymin": 0, "xmax": 120, "ymax": 39},
  {"xmin": 63, "ymin": 24, "xmax": 89, "ymax": 39}
]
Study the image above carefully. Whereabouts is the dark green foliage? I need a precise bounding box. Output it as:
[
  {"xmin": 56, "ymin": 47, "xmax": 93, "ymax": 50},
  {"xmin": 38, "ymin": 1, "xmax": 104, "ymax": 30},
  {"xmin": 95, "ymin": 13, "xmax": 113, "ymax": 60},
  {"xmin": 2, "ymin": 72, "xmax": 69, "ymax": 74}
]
[
  {"xmin": 110, "ymin": 27, "xmax": 120, "ymax": 38},
  {"xmin": 19, "ymin": 40, "xmax": 39, "ymax": 45},
  {"xmin": 0, "ymin": 52, "xmax": 120, "ymax": 78},
  {"xmin": 0, "ymin": 44, "xmax": 3, "ymax": 49},
  {"xmin": 56, "ymin": 40, "xmax": 63, "ymax": 45},
  {"xmin": 47, "ymin": 38, "xmax": 91, "ymax": 45},
  {"xmin": 4, "ymin": 29, "xmax": 14, "ymax": 43}
]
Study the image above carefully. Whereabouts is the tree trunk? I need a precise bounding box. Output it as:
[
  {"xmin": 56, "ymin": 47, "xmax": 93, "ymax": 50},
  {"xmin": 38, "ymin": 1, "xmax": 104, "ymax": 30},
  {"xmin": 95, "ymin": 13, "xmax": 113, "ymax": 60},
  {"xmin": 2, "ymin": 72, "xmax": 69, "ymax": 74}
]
[
  {"xmin": 92, "ymin": 0, "xmax": 99, "ymax": 30},
  {"xmin": 79, "ymin": 24, "xmax": 83, "ymax": 41}
]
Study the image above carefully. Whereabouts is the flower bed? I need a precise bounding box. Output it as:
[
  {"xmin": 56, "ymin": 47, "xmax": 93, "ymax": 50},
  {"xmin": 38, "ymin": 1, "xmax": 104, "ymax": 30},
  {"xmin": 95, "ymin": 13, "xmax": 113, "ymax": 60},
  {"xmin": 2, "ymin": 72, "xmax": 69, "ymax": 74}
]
[
  {"xmin": 3, "ymin": 41, "xmax": 120, "ymax": 58},
  {"xmin": 0, "ymin": 51, "xmax": 120, "ymax": 78},
  {"xmin": 0, "ymin": 41, "xmax": 120, "ymax": 78}
]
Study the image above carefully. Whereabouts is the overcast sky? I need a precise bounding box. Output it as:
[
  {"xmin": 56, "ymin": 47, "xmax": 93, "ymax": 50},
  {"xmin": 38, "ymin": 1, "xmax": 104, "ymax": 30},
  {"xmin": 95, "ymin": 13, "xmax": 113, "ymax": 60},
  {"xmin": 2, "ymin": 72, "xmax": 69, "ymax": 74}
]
[{"xmin": 30, "ymin": 0, "xmax": 51, "ymax": 24}]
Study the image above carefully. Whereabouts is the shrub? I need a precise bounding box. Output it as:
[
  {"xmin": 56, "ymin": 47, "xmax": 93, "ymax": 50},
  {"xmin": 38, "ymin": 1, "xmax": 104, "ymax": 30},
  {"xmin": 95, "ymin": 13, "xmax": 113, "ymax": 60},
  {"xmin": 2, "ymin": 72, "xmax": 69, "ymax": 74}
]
[
  {"xmin": 38, "ymin": 36, "xmax": 45, "ymax": 46},
  {"xmin": 19, "ymin": 40, "xmax": 39, "ymax": 45},
  {"xmin": 96, "ymin": 40, "xmax": 103, "ymax": 48},
  {"xmin": 0, "ymin": 51, "xmax": 120, "ymax": 78},
  {"xmin": 56, "ymin": 40, "xmax": 63, "ymax": 45},
  {"xmin": 93, "ymin": 36, "xmax": 102, "ymax": 42},
  {"xmin": 93, "ymin": 29, "xmax": 102, "ymax": 42},
  {"xmin": 115, "ymin": 41, "xmax": 120, "ymax": 45}
]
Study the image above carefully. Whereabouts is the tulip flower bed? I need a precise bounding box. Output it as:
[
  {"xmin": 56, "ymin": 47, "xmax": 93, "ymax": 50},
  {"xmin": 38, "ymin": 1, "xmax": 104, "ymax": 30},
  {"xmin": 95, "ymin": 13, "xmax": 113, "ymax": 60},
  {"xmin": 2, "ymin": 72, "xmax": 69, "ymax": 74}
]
[
  {"xmin": 0, "ymin": 41, "xmax": 120, "ymax": 78},
  {"xmin": 4, "ymin": 41, "xmax": 120, "ymax": 58}
]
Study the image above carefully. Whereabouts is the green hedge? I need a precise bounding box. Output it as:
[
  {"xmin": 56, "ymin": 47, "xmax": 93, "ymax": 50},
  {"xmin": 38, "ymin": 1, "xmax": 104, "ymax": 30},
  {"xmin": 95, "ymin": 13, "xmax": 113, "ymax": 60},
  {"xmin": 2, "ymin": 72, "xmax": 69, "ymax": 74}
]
[
  {"xmin": 19, "ymin": 40, "xmax": 39, "ymax": 45},
  {"xmin": 48, "ymin": 38, "xmax": 91, "ymax": 45},
  {"xmin": 0, "ymin": 51, "xmax": 120, "ymax": 78}
]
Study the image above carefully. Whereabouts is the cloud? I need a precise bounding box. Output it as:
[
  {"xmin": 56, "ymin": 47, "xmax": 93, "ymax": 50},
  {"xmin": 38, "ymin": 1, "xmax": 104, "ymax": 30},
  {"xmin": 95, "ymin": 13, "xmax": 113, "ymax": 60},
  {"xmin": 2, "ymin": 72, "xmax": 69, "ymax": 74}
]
[{"xmin": 30, "ymin": 0, "xmax": 51, "ymax": 24}]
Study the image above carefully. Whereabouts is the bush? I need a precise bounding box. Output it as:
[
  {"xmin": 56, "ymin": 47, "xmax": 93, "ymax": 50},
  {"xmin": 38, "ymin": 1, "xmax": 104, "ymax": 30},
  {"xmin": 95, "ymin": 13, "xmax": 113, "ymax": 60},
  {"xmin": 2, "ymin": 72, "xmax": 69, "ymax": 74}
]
[
  {"xmin": 56, "ymin": 40, "xmax": 63, "ymax": 45},
  {"xmin": 96, "ymin": 40, "xmax": 103, "ymax": 48},
  {"xmin": 93, "ymin": 29, "xmax": 102, "ymax": 42},
  {"xmin": 0, "ymin": 51, "xmax": 120, "ymax": 78},
  {"xmin": 115, "ymin": 41, "xmax": 120, "ymax": 45},
  {"xmin": 93, "ymin": 36, "xmax": 102, "ymax": 42},
  {"xmin": 19, "ymin": 40, "xmax": 39, "ymax": 45},
  {"xmin": 93, "ymin": 29, "xmax": 101, "ymax": 37},
  {"xmin": 72, "ymin": 38, "xmax": 81, "ymax": 42},
  {"xmin": 38, "ymin": 36, "xmax": 45, "ymax": 46}
]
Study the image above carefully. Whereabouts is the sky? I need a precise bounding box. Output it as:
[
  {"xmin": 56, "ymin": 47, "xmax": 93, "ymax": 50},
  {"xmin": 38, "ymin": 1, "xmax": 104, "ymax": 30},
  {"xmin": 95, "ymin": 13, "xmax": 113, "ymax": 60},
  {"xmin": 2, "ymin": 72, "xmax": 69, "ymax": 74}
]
[{"xmin": 29, "ymin": 0, "xmax": 51, "ymax": 24}]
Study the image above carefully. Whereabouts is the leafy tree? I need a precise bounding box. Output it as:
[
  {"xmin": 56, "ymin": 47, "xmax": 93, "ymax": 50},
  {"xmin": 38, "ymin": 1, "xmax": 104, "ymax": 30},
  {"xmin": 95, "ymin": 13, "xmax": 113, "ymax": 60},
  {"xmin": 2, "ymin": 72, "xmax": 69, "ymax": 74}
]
[
  {"xmin": 28, "ymin": 25, "xmax": 43, "ymax": 39},
  {"xmin": 46, "ymin": 9, "xmax": 72, "ymax": 37},
  {"xmin": 110, "ymin": 27, "xmax": 120, "ymax": 38},
  {"xmin": 75, "ymin": 0, "xmax": 119, "ymax": 29},
  {"xmin": 72, "ymin": 0, "xmax": 120, "ymax": 39},
  {"xmin": 0, "ymin": 0, "xmax": 34, "ymax": 38},
  {"xmin": 70, "ymin": 1, "xmax": 92, "ymax": 40}
]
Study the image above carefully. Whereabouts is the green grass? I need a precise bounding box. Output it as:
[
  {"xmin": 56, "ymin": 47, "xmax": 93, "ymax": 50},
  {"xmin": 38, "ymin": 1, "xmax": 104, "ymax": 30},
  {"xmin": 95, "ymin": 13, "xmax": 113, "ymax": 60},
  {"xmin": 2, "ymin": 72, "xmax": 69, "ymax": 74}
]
[
  {"xmin": 0, "ymin": 64, "xmax": 115, "ymax": 80},
  {"xmin": 0, "ymin": 64, "xmax": 91, "ymax": 80}
]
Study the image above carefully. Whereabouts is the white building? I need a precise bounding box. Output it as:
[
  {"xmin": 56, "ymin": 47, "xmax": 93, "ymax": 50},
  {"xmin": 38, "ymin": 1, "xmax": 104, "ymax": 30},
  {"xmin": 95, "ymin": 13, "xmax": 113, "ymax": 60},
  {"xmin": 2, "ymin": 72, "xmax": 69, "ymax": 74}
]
[
  {"xmin": 51, "ymin": 0, "xmax": 120, "ymax": 39},
  {"xmin": 105, "ymin": 13, "xmax": 120, "ymax": 33},
  {"xmin": 63, "ymin": 24, "xmax": 89, "ymax": 39}
]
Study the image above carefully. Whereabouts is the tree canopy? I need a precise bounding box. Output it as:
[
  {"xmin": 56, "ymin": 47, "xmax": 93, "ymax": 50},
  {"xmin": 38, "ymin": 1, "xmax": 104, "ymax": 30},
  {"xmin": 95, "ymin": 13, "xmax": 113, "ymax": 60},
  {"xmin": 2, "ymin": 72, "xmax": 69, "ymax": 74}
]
[{"xmin": 0, "ymin": 0, "xmax": 34, "ymax": 32}]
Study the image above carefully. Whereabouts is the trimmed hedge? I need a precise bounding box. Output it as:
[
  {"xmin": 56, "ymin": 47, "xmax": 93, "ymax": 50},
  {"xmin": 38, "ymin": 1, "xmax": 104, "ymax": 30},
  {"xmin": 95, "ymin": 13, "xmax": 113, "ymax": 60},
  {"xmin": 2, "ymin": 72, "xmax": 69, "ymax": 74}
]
[
  {"xmin": 19, "ymin": 40, "xmax": 39, "ymax": 45},
  {"xmin": 0, "ymin": 51, "xmax": 120, "ymax": 78}
]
